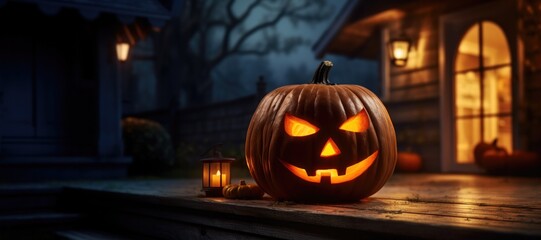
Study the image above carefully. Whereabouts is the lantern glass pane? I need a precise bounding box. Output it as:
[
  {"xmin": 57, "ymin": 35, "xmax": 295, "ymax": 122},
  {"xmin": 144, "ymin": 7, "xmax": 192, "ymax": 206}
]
[
  {"xmin": 202, "ymin": 162, "xmax": 210, "ymax": 188},
  {"xmin": 222, "ymin": 162, "xmax": 231, "ymax": 186},
  {"xmin": 116, "ymin": 43, "xmax": 130, "ymax": 61},
  {"xmin": 206, "ymin": 162, "xmax": 231, "ymax": 188},
  {"xmin": 392, "ymin": 40, "xmax": 409, "ymax": 60}
]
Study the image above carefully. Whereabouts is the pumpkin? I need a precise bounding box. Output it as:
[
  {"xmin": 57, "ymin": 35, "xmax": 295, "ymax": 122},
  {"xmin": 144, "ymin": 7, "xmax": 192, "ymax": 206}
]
[
  {"xmin": 508, "ymin": 151, "xmax": 540, "ymax": 171},
  {"xmin": 245, "ymin": 61, "xmax": 397, "ymax": 203},
  {"xmin": 473, "ymin": 138, "xmax": 507, "ymax": 167},
  {"xmin": 480, "ymin": 149, "xmax": 541, "ymax": 175},
  {"xmin": 396, "ymin": 152, "xmax": 422, "ymax": 172},
  {"xmin": 222, "ymin": 180, "xmax": 264, "ymax": 199},
  {"xmin": 480, "ymin": 148, "xmax": 509, "ymax": 174}
]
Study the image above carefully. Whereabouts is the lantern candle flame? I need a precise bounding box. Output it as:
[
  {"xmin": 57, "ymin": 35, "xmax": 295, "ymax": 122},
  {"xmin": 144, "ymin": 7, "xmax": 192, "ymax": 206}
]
[{"xmin": 211, "ymin": 170, "xmax": 226, "ymax": 187}]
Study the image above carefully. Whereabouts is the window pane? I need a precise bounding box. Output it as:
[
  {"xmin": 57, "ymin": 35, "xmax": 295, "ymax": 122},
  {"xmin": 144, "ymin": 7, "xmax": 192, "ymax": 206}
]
[
  {"xmin": 483, "ymin": 66, "xmax": 512, "ymax": 114},
  {"xmin": 482, "ymin": 21, "xmax": 510, "ymax": 67},
  {"xmin": 456, "ymin": 118, "xmax": 481, "ymax": 164},
  {"xmin": 483, "ymin": 116, "xmax": 513, "ymax": 152},
  {"xmin": 455, "ymin": 71, "xmax": 481, "ymax": 117},
  {"xmin": 456, "ymin": 23, "xmax": 479, "ymax": 72}
]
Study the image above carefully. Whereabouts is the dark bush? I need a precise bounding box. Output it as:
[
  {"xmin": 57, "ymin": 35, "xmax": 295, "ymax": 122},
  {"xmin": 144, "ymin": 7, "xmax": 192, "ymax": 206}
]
[{"xmin": 122, "ymin": 117, "xmax": 175, "ymax": 175}]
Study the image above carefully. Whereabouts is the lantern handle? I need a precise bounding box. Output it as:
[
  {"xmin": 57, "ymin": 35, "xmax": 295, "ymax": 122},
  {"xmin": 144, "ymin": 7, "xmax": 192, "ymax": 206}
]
[{"xmin": 201, "ymin": 144, "xmax": 224, "ymax": 158}]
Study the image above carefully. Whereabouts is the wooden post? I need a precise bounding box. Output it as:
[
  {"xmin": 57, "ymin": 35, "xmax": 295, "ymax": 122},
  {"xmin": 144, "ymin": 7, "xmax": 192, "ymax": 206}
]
[{"xmin": 97, "ymin": 26, "xmax": 123, "ymax": 158}]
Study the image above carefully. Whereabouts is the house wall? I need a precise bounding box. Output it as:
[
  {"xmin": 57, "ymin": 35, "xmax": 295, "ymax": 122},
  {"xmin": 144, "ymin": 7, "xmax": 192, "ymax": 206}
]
[
  {"xmin": 0, "ymin": 3, "xmax": 130, "ymax": 181},
  {"xmin": 519, "ymin": 0, "xmax": 541, "ymax": 153},
  {"xmin": 385, "ymin": 0, "xmax": 541, "ymax": 172},
  {"xmin": 385, "ymin": 13, "xmax": 442, "ymax": 171},
  {"xmin": 0, "ymin": 6, "xmax": 98, "ymax": 157}
]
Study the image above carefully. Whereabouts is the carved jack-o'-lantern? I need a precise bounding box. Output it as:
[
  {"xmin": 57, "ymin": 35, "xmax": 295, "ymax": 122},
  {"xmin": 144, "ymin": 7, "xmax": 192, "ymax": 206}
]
[{"xmin": 245, "ymin": 61, "xmax": 397, "ymax": 202}]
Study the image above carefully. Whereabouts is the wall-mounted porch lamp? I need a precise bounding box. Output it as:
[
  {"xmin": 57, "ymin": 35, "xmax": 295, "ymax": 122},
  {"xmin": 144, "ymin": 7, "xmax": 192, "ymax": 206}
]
[
  {"xmin": 116, "ymin": 42, "xmax": 130, "ymax": 62},
  {"xmin": 387, "ymin": 37, "xmax": 411, "ymax": 67}
]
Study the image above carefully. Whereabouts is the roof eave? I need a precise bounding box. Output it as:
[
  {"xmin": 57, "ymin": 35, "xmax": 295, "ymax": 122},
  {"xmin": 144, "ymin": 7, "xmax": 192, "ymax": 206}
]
[{"xmin": 312, "ymin": 0, "xmax": 361, "ymax": 59}]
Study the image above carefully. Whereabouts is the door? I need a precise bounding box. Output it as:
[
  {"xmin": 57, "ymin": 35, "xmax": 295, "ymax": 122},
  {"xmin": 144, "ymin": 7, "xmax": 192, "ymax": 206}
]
[{"xmin": 440, "ymin": 0, "xmax": 519, "ymax": 172}]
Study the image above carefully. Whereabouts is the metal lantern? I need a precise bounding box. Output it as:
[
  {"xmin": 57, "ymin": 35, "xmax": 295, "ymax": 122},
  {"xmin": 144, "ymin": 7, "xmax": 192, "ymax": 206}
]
[
  {"xmin": 387, "ymin": 37, "xmax": 411, "ymax": 67},
  {"xmin": 201, "ymin": 146, "xmax": 234, "ymax": 197}
]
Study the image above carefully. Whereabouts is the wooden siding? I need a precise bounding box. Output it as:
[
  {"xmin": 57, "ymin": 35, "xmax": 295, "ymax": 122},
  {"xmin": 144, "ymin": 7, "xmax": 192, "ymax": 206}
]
[
  {"xmin": 385, "ymin": 13, "xmax": 442, "ymax": 171},
  {"xmin": 520, "ymin": 0, "xmax": 541, "ymax": 153}
]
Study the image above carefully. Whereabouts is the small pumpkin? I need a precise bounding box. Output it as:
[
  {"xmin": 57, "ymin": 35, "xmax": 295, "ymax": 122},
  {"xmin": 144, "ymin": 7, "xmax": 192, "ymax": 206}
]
[
  {"xmin": 473, "ymin": 138, "xmax": 507, "ymax": 167},
  {"xmin": 508, "ymin": 151, "xmax": 540, "ymax": 171},
  {"xmin": 480, "ymin": 148, "xmax": 509, "ymax": 174},
  {"xmin": 245, "ymin": 61, "xmax": 397, "ymax": 203},
  {"xmin": 396, "ymin": 152, "xmax": 422, "ymax": 172},
  {"xmin": 222, "ymin": 180, "xmax": 264, "ymax": 199}
]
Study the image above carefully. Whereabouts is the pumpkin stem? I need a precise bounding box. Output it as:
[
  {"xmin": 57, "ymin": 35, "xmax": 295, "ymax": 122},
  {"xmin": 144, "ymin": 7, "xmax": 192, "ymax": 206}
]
[
  {"xmin": 311, "ymin": 61, "xmax": 335, "ymax": 85},
  {"xmin": 240, "ymin": 180, "xmax": 246, "ymax": 185}
]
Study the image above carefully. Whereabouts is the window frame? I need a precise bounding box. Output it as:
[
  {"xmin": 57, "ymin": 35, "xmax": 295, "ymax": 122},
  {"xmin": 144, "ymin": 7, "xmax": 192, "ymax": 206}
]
[{"xmin": 439, "ymin": 0, "xmax": 521, "ymax": 172}]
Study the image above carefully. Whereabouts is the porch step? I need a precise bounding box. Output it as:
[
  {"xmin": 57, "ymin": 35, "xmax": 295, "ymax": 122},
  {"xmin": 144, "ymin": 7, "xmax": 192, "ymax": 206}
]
[
  {"xmin": 0, "ymin": 184, "xmax": 63, "ymax": 214},
  {"xmin": 0, "ymin": 212, "xmax": 80, "ymax": 228},
  {"xmin": 56, "ymin": 229, "xmax": 147, "ymax": 240},
  {"xmin": 0, "ymin": 211, "xmax": 81, "ymax": 239}
]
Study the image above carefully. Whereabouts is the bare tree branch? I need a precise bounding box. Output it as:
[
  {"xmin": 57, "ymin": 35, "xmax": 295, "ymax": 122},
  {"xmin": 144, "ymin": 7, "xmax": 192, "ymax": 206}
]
[
  {"xmin": 159, "ymin": 0, "xmax": 333, "ymax": 106},
  {"xmin": 226, "ymin": 0, "xmax": 237, "ymax": 23},
  {"xmin": 210, "ymin": 1, "xmax": 290, "ymax": 67},
  {"xmin": 237, "ymin": 0, "xmax": 262, "ymax": 22}
]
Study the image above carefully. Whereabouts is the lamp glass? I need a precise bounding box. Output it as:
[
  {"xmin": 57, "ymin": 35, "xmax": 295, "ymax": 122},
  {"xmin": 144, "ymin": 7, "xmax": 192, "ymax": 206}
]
[
  {"xmin": 202, "ymin": 161, "xmax": 231, "ymax": 188},
  {"xmin": 388, "ymin": 39, "xmax": 410, "ymax": 67},
  {"xmin": 116, "ymin": 43, "xmax": 130, "ymax": 62}
]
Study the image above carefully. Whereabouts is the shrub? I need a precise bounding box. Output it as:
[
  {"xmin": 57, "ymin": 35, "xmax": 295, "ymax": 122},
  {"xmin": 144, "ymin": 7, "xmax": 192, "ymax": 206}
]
[{"xmin": 122, "ymin": 117, "xmax": 175, "ymax": 175}]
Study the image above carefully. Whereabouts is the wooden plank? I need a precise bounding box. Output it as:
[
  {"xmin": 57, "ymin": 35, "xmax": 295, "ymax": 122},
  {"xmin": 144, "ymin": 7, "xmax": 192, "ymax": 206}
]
[
  {"xmin": 62, "ymin": 175, "xmax": 541, "ymax": 239},
  {"xmin": 396, "ymin": 49, "xmax": 438, "ymax": 71},
  {"xmin": 387, "ymin": 100, "xmax": 440, "ymax": 124},
  {"xmin": 526, "ymin": 70, "xmax": 541, "ymax": 88},
  {"xmin": 0, "ymin": 212, "xmax": 80, "ymax": 227},
  {"xmin": 389, "ymin": 83, "xmax": 439, "ymax": 102},
  {"xmin": 391, "ymin": 66, "xmax": 439, "ymax": 89},
  {"xmin": 65, "ymin": 188, "xmax": 540, "ymax": 240},
  {"xmin": 390, "ymin": 16, "xmax": 439, "ymax": 72}
]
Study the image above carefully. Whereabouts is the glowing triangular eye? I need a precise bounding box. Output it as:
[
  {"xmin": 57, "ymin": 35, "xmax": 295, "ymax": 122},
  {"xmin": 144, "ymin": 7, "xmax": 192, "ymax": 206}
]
[
  {"xmin": 339, "ymin": 109, "xmax": 369, "ymax": 133},
  {"xmin": 284, "ymin": 113, "xmax": 319, "ymax": 137}
]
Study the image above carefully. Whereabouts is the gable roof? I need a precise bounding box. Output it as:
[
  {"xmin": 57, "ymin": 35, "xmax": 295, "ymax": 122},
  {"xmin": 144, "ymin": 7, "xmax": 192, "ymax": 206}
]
[
  {"xmin": 313, "ymin": 0, "xmax": 494, "ymax": 59},
  {"xmin": 5, "ymin": 0, "xmax": 182, "ymax": 26},
  {"xmin": 313, "ymin": 0, "xmax": 410, "ymax": 59}
]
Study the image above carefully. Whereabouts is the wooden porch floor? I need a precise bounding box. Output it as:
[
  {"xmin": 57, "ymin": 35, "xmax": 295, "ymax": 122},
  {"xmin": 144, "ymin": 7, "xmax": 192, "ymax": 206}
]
[{"xmin": 61, "ymin": 173, "xmax": 541, "ymax": 239}]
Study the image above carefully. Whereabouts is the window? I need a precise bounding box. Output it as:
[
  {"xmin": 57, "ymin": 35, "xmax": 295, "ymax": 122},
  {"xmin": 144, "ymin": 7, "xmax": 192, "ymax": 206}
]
[{"xmin": 454, "ymin": 21, "xmax": 512, "ymax": 164}]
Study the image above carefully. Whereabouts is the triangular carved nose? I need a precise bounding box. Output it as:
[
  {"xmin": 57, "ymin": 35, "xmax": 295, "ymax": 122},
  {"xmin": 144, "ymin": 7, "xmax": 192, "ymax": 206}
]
[{"xmin": 320, "ymin": 138, "xmax": 341, "ymax": 157}]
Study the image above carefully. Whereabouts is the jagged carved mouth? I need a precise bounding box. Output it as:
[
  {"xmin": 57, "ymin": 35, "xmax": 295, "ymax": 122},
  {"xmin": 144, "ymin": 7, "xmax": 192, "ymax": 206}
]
[{"xmin": 279, "ymin": 151, "xmax": 379, "ymax": 184}]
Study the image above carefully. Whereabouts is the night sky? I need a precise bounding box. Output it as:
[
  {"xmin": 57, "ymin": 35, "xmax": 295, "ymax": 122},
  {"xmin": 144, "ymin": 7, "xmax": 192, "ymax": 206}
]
[{"xmin": 210, "ymin": 0, "xmax": 380, "ymax": 102}]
